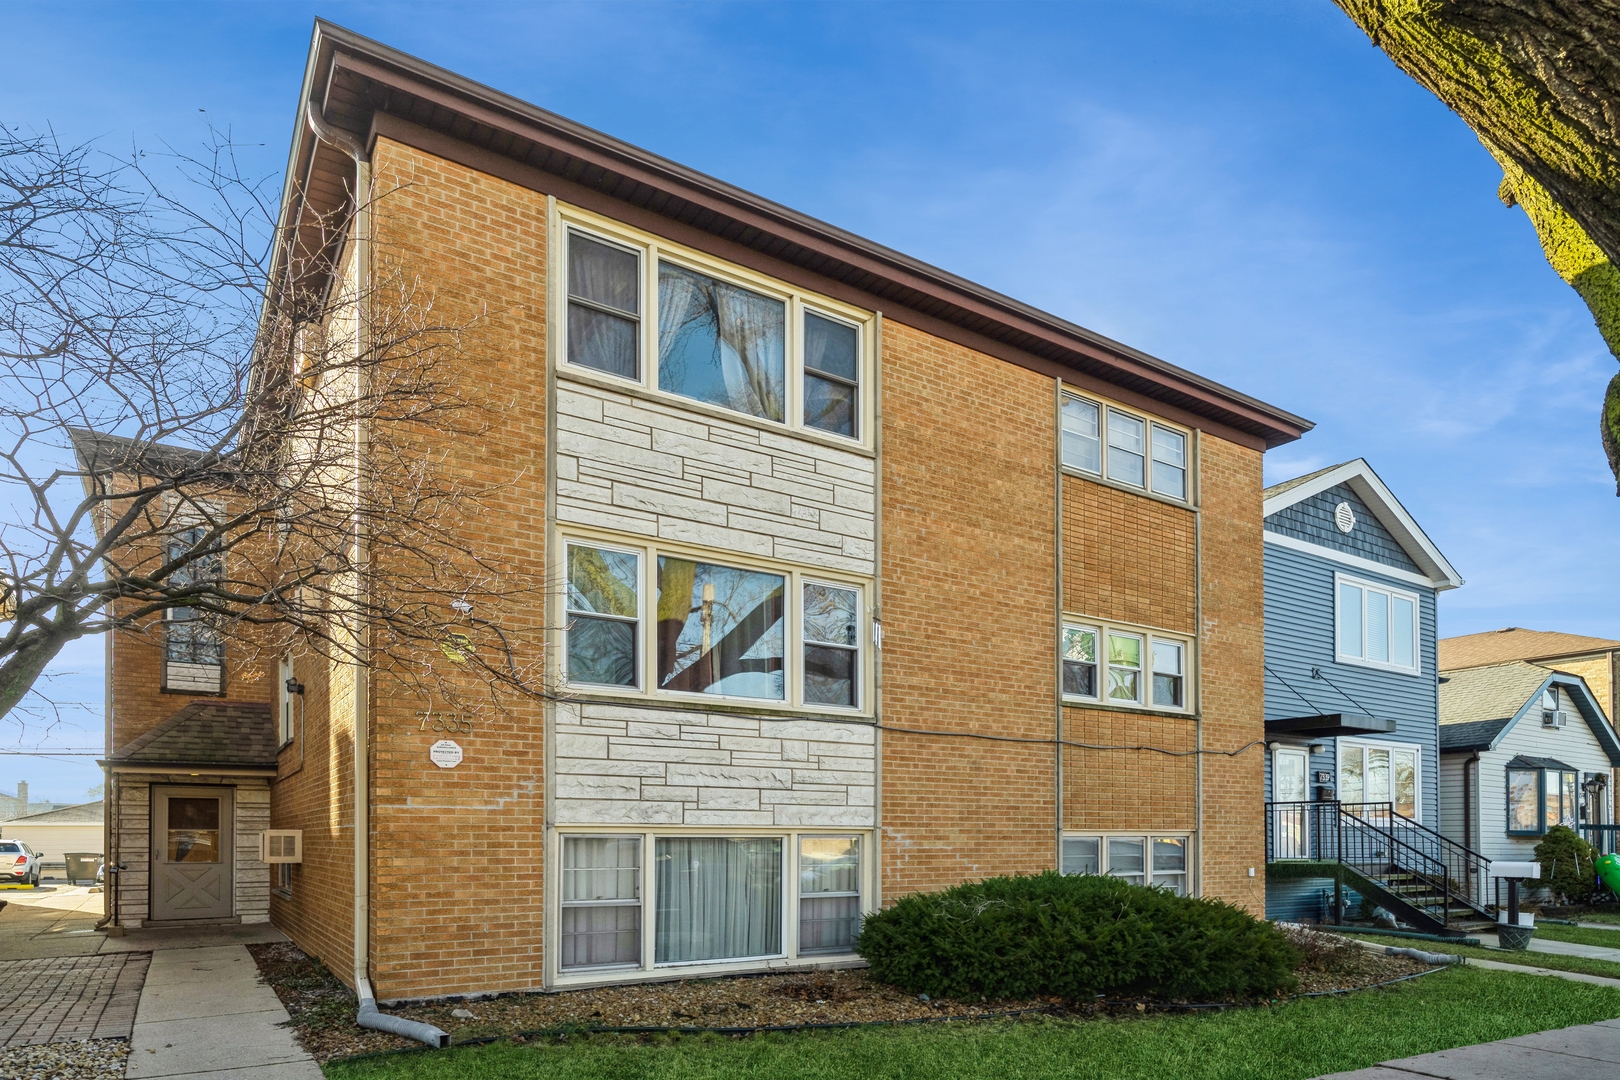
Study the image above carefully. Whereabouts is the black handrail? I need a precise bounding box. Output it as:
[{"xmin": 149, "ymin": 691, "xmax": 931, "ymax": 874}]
[{"xmin": 1266, "ymin": 801, "xmax": 1493, "ymax": 923}]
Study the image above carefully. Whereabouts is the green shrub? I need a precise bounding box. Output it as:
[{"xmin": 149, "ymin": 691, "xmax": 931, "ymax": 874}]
[
  {"xmin": 854, "ymin": 871, "xmax": 1300, "ymax": 1003},
  {"xmin": 1534, "ymin": 826, "xmax": 1597, "ymax": 904}
]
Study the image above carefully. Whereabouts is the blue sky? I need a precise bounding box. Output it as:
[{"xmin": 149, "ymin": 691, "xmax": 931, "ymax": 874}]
[{"xmin": 5, "ymin": 1, "xmax": 1617, "ymax": 801}]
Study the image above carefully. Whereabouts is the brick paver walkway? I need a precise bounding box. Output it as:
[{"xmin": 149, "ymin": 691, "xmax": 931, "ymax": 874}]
[{"xmin": 0, "ymin": 953, "xmax": 151, "ymax": 1047}]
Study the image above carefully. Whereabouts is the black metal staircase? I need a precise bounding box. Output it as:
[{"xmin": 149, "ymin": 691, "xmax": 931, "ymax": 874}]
[{"xmin": 1265, "ymin": 801, "xmax": 1494, "ymax": 937}]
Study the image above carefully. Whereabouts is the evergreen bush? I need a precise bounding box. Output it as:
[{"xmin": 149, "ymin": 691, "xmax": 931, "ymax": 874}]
[
  {"xmin": 854, "ymin": 871, "xmax": 1300, "ymax": 1002},
  {"xmin": 1534, "ymin": 826, "xmax": 1597, "ymax": 904}
]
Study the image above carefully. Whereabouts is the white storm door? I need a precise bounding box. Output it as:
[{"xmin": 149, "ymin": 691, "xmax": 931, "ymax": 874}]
[{"xmin": 1273, "ymin": 747, "xmax": 1310, "ymax": 859}]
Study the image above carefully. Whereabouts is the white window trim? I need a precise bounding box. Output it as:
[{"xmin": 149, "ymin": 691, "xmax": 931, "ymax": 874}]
[
  {"xmin": 1061, "ymin": 617, "xmax": 1195, "ymax": 714},
  {"xmin": 562, "ymin": 539, "xmax": 645, "ymax": 692},
  {"xmin": 551, "ymin": 827, "xmax": 873, "ymax": 986},
  {"xmin": 561, "ymin": 530, "xmax": 872, "ymax": 716},
  {"xmin": 1060, "ymin": 832, "xmax": 1195, "ymax": 895},
  {"xmin": 1334, "ymin": 572, "xmax": 1422, "ymax": 676},
  {"xmin": 1335, "ymin": 737, "xmax": 1423, "ymax": 823},
  {"xmin": 276, "ymin": 654, "xmax": 296, "ymax": 748},
  {"xmin": 558, "ymin": 207, "xmax": 876, "ymax": 448},
  {"xmin": 1060, "ymin": 391, "xmax": 1195, "ymax": 506}
]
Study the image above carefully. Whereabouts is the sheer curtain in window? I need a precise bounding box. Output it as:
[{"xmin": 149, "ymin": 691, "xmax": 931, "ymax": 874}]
[{"xmin": 655, "ymin": 837, "xmax": 782, "ymax": 963}]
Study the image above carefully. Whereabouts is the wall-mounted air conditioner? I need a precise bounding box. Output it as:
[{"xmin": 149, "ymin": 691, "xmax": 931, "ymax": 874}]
[
  {"xmin": 261, "ymin": 830, "xmax": 303, "ymax": 863},
  {"xmin": 1542, "ymin": 710, "xmax": 1570, "ymax": 729}
]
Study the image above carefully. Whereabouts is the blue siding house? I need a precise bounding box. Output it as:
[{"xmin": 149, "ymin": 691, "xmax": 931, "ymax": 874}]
[{"xmin": 1262, "ymin": 460, "xmax": 1464, "ymax": 925}]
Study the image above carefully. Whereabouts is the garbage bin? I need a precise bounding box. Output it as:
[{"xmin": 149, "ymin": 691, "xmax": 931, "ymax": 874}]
[{"xmin": 65, "ymin": 853, "xmax": 102, "ymax": 886}]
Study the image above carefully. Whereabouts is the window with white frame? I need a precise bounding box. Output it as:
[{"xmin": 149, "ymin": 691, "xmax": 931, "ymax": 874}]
[
  {"xmin": 563, "ymin": 536, "xmax": 867, "ymax": 712},
  {"xmin": 557, "ymin": 831, "xmax": 865, "ymax": 975},
  {"xmin": 1062, "ymin": 620, "xmax": 1192, "ymax": 712},
  {"xmin": 803, "ymin": 583, "xmax": 859, "ymax": 708},
  {"xmin": 1060, "ymin": 394, "xmax": 1190, "ymax": 502},
  {"xmin": 563, "ymin": 218, "xmax": 869, "ymax": 443},
  {"xmin": 1337, "ymin": 739, "xmax": 1420, "ymax": 821},
  {"xmin": 277, "ymin": 654, "xmax": 296, "ymax": 746},
  {"xmin": 1336, "ymin": 574, "xmax": 1419, "ymax": 673},
  {"xmin": 1061, "ymin": 834, "xmax": 1190, "ymax": 895},
  {"xmin": 565, "ymin": 543, "xmax": 641, "ymax": 689}
]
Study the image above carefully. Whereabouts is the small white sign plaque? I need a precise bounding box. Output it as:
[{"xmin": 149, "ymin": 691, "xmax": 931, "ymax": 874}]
[{"xmin": 429, "ymin": 739, "xmax": 464, "ymax": 769}]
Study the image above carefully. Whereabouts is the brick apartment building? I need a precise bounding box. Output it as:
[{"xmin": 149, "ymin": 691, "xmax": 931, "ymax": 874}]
[{"xmin": 93, "ymin": 22, "xmax": 1310, "ymax": 1001}]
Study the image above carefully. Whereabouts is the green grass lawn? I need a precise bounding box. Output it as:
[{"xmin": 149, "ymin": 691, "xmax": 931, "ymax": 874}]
[
  {"xmin": 1538, "ymin": 923, "xmax": 1620, "ymax": 949},
  {"xmin": 1342, "ymin": 931, "xmax": 1620, "ymax": 980},
  {"xmin": 323, "ymin": 966, "xmax": 1620, "ymax": 1080},
  {"xmin": 1562, "ymin": 910, "xmax": 1620, "ymax": 926}
]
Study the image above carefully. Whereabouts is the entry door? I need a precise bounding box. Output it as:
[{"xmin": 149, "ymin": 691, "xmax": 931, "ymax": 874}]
[
  {"xmin": 1272, "ymin": 748, "xmax": 1310, "ymax": 859},
  {"xmin": 151, "ymin": 786, "xmax": 234, "ymax": 921}
]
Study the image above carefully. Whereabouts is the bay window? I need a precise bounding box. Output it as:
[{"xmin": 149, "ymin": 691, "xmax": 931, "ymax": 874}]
[
  {"xmin": 561, "ymin": 216, "xmax": 869, "ymax": 444},
  {"xmin": 1338, "ymin": 739, "xmax": 1420, "ymax": 820},
  {"xmin": 562, "ymin": 536, "xmax": 867, "ymax": 712},
  {"xmin": 1062, "ymin": 833, "xmax": 1191, "ymax": 895},
  {"xmin": 1507, "ymin": 760, "xmax": 1579, "ymax": 835},
  {"xmin": 1061, "ymin": 619, "xmax": 1192, "ymax": 713},
  {"xmin": 557, "ymin": 830, "xmax": 866, "ymax": 979},
  {"xmin": 1060, "ymin": 393, "xmax": 1192, "ymax": 503},
  {"xmin": 1336, "ymin": 574, "xmax": 1419, "ymax": 674}
]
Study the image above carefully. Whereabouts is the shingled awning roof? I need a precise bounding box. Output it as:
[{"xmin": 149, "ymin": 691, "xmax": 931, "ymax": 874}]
[{"xmin": 108, "ymin": 702, "xmax": 276, "ymax": 771}]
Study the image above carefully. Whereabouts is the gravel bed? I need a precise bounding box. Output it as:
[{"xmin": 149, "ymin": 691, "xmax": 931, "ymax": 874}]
[
  {"xmin": 249, "ymin": 930, "xmax": 1437, "ymax": 1064},
  {"xmin": 0, "ymin": 1038, "xmax": 130, "ymax": 1080}
]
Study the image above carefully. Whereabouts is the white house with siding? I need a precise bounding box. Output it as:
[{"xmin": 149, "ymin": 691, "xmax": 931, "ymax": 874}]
[{"xmin": 1438, "ymin": 661, "xmax": 1620, "ymax": 869}]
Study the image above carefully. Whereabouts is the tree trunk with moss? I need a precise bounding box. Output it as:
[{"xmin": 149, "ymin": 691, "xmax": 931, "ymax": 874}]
[{"xmin": 1331, "ymin": 0, "xmax": 1620, "ymax": 491}]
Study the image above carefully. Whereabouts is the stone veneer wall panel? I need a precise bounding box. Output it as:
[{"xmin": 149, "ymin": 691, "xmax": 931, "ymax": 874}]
[{"xmin": 556, "ymin": 380, "xmax": 875, "ymax": 576}]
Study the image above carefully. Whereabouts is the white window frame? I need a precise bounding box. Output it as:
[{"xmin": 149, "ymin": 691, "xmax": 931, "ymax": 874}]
[
  {"xmin": 276, "ymin": 654, "xmax": 296, "ymax": 747},
  {"xmin": 1335, "ymin": 737, "xmax": 1422, "ymax": 823},
  {"xmin": 560, "ymin": 531, "xmax": 871, "ymax": 716},
  {"xmin": 551, "ymin": 827, "xmax": 873, "ymax": 985},
  {"xmin": 563, "ymin": 540, "xmax": 645, "ymax": 691},
  {"xmin": 558, "ymin": 207, "xmax": 875, "ymax": 448},
  {"xmin": 1334, "ymin": 572, "xmax": 1421, "ymax": 675},
  {"xmin": 1060, "ymin": 392, "xmax": 1194, "ymax": 505},
  {"xmin": 1061, "ymin": 617, "xmax": 1194, "ymax": 714},
  {"xmin": 801, "ymin": 580, "xmax": 862, "ymax": 711},
  {"xmin": 564, "ymin": 227, "xmax": 644, "ymax": 383},
  {"xmin": 1061, "ymin": 832, "xmax": 1194, "ymax": 895}
]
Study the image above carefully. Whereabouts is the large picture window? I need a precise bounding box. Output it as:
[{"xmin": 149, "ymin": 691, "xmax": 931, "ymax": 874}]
[
  {"xmin": 1061, "ymin": 619, "xmax": 1192, "ymax": 713},
  {"xmin": 1062, "ymin": 833, "xmax": 1190, "ymax": 895},
  {"xmin": 1060, "ymin": 394, "xmax": 1191, "ymax": 502},
  {"xmin": 657, "ymin": 557, "xmax": 785, "ymax": 701},
  {"xmin": 1336, "ymin": 574, "xmax": 1420, "ymax": 674},
  {"xmin": 558, "ymin": 830, "xmax": 866, "ymax": 980},
  {"xmin": 560, "ymin": 215, "xmax": 869, "ymax": 443},
  {"xmin": 562, "ymin": 535, "xmax": 867, "ymax": 712},
  {"xmin": 1338, "ymin": 739, "xmax": 1420, "ymax": 821}
]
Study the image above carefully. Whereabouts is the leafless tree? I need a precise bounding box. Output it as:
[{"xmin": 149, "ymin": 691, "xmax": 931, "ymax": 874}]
[{"xmin": 0, "ymin": 124, "xmax": 545, "ymax": 733}]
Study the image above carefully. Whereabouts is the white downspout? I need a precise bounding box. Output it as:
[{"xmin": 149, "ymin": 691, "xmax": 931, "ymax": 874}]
[{"xmin": 307, "ymin": 101, "xmax": 448, "ymax": 1050}]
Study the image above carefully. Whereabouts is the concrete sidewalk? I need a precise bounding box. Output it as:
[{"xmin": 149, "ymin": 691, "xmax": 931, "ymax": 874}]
[
  {"xmin": 1315, "ymin": 1018, "xmax": 1620, "ymax": 1078},
  {"xmin": 127, "ymin": 945, "xmax": 322, "ymax": 1080},
  {"xmin": 1477, "ymin": 929, "xmax": 1620, "ymax": 965}
]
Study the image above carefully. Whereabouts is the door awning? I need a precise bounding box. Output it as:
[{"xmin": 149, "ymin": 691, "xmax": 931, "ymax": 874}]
[{"xmin": 1265, "ymin": 713, "xmax": 1397, "ymax": 738}]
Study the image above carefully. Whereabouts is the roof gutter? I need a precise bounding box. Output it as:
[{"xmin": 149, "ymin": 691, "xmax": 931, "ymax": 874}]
[{"xmin": 305, "ymin": 102, "xmax": 449, "ymax": 1053}]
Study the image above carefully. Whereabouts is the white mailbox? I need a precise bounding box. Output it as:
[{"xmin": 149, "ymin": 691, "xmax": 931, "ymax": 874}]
[{"xmin": 1488, "ymin": 861, "xmax": 1540, "ymax": 880}]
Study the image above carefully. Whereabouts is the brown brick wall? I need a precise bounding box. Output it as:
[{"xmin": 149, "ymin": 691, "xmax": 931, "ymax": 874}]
[
  {"xmin": 877, "ymin": 319, "xmax": 1059, "ymax": 896},
  {"xmin": 362, "ymin": 137, "xmax": 548, "ymax": 999},
  {"xmin": 1194, "ymin": 435, "xmax": 1267, "ymax": 913},
  {"xmin": 1061, "ymin": 476, "xmax": 1195, "ymax": 634}
]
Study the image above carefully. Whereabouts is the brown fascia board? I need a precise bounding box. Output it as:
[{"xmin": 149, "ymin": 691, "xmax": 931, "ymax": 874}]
[
  {"xmin": 102, "ymin": 761, "xmax": 278, "ymax": 776},
  {"xmin": 282, "ymin": 19, "xmax": 1311, "ymax": 450}
]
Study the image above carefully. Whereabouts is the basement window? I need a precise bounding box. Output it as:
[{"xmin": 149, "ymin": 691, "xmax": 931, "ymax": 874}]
[{"xmin": 1062, "ymin": 833, "xmax": 1190, "ymax": 895}]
